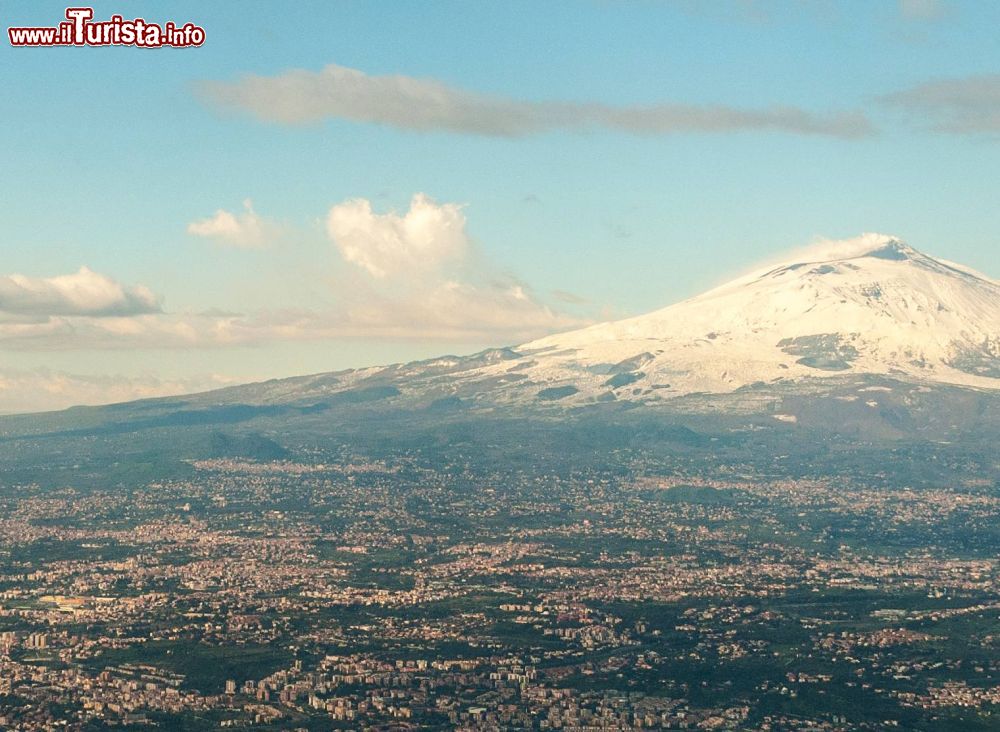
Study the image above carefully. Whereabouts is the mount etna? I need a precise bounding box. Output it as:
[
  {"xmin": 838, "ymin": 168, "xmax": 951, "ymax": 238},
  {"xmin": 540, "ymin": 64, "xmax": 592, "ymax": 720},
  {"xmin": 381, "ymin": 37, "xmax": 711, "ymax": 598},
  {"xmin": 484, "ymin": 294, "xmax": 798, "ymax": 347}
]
[{"xmin": 1, "ymin": 234, "xmax": 997, "ymax": 482}]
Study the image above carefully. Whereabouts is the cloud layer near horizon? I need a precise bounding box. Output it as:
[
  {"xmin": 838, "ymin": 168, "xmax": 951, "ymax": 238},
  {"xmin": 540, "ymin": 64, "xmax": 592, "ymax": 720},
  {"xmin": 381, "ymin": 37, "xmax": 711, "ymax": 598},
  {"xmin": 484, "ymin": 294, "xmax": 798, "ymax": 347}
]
[
  {"xmin": 198, "ymin": 63, "xmax": 874, "ymax": 139},
  {"xmin": 0, "ymin": 368, "xmax": 239, "ymax": 415}
]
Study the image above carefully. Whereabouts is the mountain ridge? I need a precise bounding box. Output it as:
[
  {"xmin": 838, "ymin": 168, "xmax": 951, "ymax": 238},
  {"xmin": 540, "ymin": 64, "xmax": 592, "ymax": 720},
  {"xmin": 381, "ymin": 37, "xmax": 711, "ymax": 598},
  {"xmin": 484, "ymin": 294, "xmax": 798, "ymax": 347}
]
[{"xmin": 2, "ymin": 234, "xmax": 997, "ymax": 426}]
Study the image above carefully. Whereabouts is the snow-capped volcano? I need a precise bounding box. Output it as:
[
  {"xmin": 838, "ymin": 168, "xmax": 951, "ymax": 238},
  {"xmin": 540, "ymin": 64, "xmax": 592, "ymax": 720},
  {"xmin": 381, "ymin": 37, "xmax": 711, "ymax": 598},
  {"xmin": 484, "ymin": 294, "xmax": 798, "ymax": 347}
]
[
  {"xmin": 133, "ymin": 233, "xmax": 998, "ymax": 415},
  {"xmin": 504, "ymin": 234, "xmax": 999, "ymax": 400}
]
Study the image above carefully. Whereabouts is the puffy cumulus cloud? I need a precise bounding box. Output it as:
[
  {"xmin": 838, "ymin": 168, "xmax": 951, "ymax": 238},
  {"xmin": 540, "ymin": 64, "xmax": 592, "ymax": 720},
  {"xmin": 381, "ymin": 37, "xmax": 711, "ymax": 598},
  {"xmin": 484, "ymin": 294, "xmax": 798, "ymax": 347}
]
[
  {"xmin": 0, "ymin": 267, "xmax": 159, "ymax": 318},
  {"xmin": 327, "ymin": 194, "xmax": 468, "ymax": 278},
  {"xmin": 199, "ymin": 63, "xmax": 874, "ymax": 140},
  {"xmin": 321, "ymin": 193, "xmax": 591, "ymax": 340},
  {"xmin": 0, "ymin": 368, "xmax": 239, "ymax": 415},
  {"xmin": 883, "ymin": 74, "xmax": 1000, "ymax": 134},
  {"xmin": 187, "ymin": 199, "xmax": 277, "ymax": 248}
]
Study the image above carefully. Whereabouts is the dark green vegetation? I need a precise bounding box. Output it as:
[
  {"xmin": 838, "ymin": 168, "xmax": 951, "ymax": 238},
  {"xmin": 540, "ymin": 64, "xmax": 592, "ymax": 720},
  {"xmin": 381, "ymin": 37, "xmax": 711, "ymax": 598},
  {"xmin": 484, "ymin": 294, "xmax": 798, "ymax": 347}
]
[{"xmin": 92, "ymin": 642, "xmax": 292, "ymax": 694}]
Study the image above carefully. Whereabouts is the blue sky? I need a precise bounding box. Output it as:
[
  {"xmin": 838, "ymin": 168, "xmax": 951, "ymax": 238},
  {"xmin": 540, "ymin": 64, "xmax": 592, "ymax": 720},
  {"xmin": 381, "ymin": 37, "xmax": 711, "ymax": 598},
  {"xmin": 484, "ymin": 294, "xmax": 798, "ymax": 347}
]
[{"xmin": 1, "ymin": 0, "xmax": 998, "ymax": 412}]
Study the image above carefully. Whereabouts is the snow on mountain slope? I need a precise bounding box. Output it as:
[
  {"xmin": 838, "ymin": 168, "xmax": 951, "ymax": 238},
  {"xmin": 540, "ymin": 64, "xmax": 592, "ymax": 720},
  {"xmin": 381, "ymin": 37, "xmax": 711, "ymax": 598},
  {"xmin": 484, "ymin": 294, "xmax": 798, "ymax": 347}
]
[
  {"xmin": 162, "ymin": 233, "xmax": 997, "ymax": 413},
  {"xmin": 472, "ymin": 234, "xmax": 1000, "ymax": 402}
]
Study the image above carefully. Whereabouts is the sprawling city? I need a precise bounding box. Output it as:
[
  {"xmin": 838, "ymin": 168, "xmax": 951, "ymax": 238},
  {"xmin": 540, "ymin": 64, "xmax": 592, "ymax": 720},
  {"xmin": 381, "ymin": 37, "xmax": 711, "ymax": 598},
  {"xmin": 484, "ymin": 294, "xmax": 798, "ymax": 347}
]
[{"xmin": 1, "ymin": 404, "xmax": 998, "ymax": 730}]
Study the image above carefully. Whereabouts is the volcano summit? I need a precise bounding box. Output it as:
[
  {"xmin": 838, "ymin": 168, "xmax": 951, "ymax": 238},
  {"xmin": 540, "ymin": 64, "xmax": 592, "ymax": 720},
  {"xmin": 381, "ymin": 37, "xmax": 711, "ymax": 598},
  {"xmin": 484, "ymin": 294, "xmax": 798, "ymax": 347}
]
[{"xmin": 510, "ymin": 233, "xmax": 1000, "ymax": 402}]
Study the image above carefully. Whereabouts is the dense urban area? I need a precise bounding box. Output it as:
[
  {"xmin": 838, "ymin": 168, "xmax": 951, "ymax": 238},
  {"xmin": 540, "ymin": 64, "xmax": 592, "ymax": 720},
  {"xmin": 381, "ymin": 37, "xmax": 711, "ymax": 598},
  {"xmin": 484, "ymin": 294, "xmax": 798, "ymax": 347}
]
[{"xmin": 1, "ymin": 428, "xmax": 999, "ymax": 731}]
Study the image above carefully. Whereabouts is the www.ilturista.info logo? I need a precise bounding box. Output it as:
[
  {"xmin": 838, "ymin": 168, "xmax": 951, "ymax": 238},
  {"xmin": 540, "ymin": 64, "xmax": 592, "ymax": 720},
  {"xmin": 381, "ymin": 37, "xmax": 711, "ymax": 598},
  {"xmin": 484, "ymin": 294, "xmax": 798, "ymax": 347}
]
[{"xmin": 8, "ymin": 7, "xmax": 205, "ymax": 48}]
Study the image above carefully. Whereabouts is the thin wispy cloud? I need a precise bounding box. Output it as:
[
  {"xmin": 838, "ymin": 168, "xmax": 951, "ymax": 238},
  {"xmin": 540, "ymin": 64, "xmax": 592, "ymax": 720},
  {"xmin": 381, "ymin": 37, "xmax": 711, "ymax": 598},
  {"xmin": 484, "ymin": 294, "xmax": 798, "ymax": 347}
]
[
  {"xmin": 898, "ymin": 0, "xmax": 947, "ymax": 21},
  {"xmin": 551, "ymin": 289, "xmax": 589, "ymax": 305},
  {"xmin": 883, "ymin": 74, "xmax": 1000, "ymax": 134},
  {"xmin": 199, "ymin": 63, "xmax": 874, "ymax": 139},
  {"xmin": 681, "ymin": 0, "xmax": 949, "ymax": 25},
  {"xmin": 0, "ymin": 301, "xmax": 585, "ymax": 352}
]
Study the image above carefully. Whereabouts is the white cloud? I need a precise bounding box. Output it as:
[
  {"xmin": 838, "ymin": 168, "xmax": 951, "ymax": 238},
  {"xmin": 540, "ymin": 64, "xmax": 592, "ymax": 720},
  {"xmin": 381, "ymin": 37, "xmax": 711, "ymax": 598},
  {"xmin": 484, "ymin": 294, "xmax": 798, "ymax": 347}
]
[
  {"xmin": 327, "ymin": 194, "xmax": 468, "ymax": 278},
  {"xmin": 0, "ymin": 313, "xmax": 203, "ymax": 351},
  {"xmin": 321, "ymin": 193, "xmax": 590, "ymax": 340},
  {"xmin": 0, "ymin": 368, "xmax": 239, "ymax": 415},
  {"xmin": 0, "ymin": 292, "xmax": 587, "ymax": 352},
  {"xmin": 0, "ymin": 196, "xmax": 588, "ymax": 353},
  {"xmin": 199, "ymin": 63, "xmax": 874, "ymax": 140},
  {"xmin": 187, "ymin": 199, "xmax": 276, "ymax": 248},
  {"xmin": 0, "ymin": 267, "xmax": 159, "ymax": 317},
  {"xmin": 336, "ymin": 279, "xmax": 585, "ymax": 342}
]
